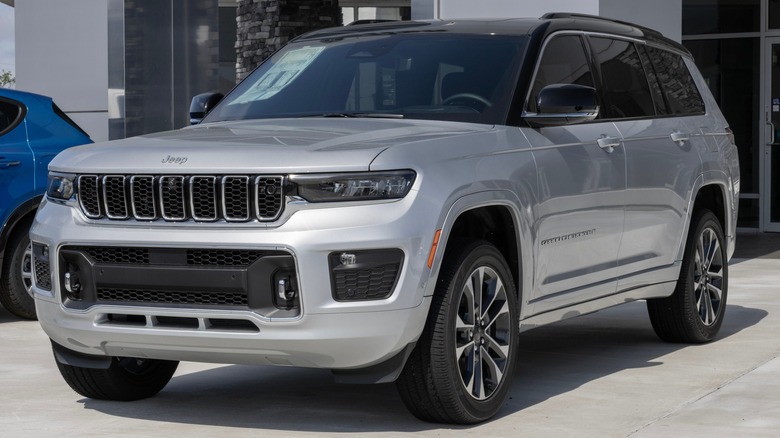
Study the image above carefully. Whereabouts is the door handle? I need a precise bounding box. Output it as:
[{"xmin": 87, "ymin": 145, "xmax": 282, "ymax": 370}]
[
  {"xmin": 670, "ymin": 131, "xmax": 690, "ymax": 146},
  {"xmin": 597, "ymin": 136, "xmax": 621, "ymax": 153},
  {"xmin": 0, "ymin": 160, "xmax": 21, "ymax": 168}
]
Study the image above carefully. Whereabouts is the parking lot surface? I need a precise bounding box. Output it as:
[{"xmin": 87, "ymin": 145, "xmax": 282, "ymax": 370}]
[{"xmin": 2, "ymin": 234, "xmax": 779, "ymax": 437}]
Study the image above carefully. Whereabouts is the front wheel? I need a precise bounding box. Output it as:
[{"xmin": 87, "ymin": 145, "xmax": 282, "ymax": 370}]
[
  {"xmin": 396, "ymin": 240, "xmax": 518, "ymax": 424},
  {"xmin": 647, "ymin": 209, "xmax": 727, "ymax": 343},
  {"xmin": 55, "ymin": 352, "xmax": 179, "ymax": 401},
  {"xmin": 0, "ymin": 225, "xmax": 36, "ymax": 320}
]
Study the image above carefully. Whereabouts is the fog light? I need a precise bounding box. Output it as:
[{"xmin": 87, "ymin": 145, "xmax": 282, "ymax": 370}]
[
  {"xmin": 64, "ymin": 271, "xmax": 82, "ymax": 300},
  {"xmin": 328, "ymin": 249, "xmax": 404, "ymax": 301}
]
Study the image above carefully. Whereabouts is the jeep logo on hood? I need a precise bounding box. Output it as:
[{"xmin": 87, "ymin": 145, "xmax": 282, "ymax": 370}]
[{"xmin": 162, "ymin": 155, "xmax": 188, "ymax": 165}]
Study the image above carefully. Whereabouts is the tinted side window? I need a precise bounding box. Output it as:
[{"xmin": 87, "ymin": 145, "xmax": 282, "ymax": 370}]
[
  {"xmin": 636, "ymin": 45, "xmax": 669, "ymax": 115},
  {"xmin": 529, "ymin": 35, "xmax": 594, "ymax": 112},
  {"xmin": 645, "ymin": 46, "xmax": 705, "ymax": 115},
  {"xmin": 590, "ymin": 37, "xmax": 654, "ymax": 119},
  {"xmin": 0, "ymin": 99, "xmax": 22, "ymax": 135}
]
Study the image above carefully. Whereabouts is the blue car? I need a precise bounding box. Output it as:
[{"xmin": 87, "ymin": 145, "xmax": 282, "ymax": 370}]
[{"xmin": 0, "ymin": 89, "xmax": 92, "ymax": 319}]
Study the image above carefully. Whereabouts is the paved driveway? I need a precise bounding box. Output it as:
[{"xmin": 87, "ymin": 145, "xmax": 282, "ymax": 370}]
[{"xmin": 1, "ymin": 254, "xmax": 779, "ymax": 437}]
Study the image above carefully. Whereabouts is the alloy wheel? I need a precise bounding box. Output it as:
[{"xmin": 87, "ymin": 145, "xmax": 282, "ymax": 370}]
[
  {"xmin": 455, "ymin": 266, "xmax": 512, "ymax": 400},
  {"xmin": 694, "ymin": 227, "xmax": 724, "ymax": 326}
]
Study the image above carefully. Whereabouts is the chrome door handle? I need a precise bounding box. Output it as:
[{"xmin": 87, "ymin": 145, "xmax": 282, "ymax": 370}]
[
  {"xmin": 597, "ymin": 136, "xmax": 621, "ymax": 152},
  {"xmin": 0, "ymin": 160, "xmax": 21, "ymax": 168},
  {"xmin": 670, "ymin": 131, "xmax": 690, "ymax": 146}
]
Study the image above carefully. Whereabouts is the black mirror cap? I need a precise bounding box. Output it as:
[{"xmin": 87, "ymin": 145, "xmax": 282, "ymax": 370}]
[
  {"xmin": 189, "ymin": 92, "xmax": 224, "ymax": 125},
  {"xmin": 537, "ymin": 84, "xmax": 598, "ymax": 114},
  {"xmin": 523, "ymin": 84, "xmax": 599, "ymax": 127}
]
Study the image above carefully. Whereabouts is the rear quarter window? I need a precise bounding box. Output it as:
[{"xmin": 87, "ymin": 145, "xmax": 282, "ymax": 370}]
[
  {"xmin": 0, "ymin": 99, "xmax": 23, "ymax": 136},
  {"xmin": 644, "ymin": 46, "xmax": 705, "ymax": 115}
]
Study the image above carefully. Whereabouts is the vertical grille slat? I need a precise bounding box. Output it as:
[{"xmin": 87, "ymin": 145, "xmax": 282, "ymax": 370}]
[
  {"xmin": 160, "ymin": 176, "xmax": 187, "ymax": 221},
  {"xmin": 103, "ymin": 175, "xmax": 129, "ymax": 219},
  {"xmin": 190, "ymin": 176, "xmax": 218, "ymax": 221},
  {"xmin": 130, "ymin": 176, "xmax": 157, "ymax": 220},
  {"xmin": 76, "ymin": 174, "xmax": 284, "ymax": 222},
  {"xmin": 255, "ymin": 176, "xmax": 284, "ymax": 221},
  {"xmin": 222, "ymin": 176, "xmax": 250, "ymax": 221},
  {"xmin": 77, "ymin": 175, "xmax": 102, "ymax": 218}
]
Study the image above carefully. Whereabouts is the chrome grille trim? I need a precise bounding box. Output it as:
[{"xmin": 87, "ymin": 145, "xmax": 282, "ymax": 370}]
[
  {"xmin": 222, "ymin": 176, "xmax": 251, "ymax": 222},
  {"xmin": 159, "ymin": 176, "xmax": 187, "ymax": 221},
  {"xmin": 102, "ymin": 175, "xmax": 129, "ymax": 219},
  {"xmin": 76, "ymin": 174, "xmax": 285, "ymax": 223},
  {"xmin": 189, "ymin": 176, "xmax": 218, "ymax": 221},
  {"xmin": 130, "ymin": 175, "xmax": 157, "ymax": 220},
  {"xmin": 255, "ymin": 176, "xmax": 284, "ymax": 221},
  {"xmin": 77, "ymin": 175, "xmax": 102, "ymax": 218}
]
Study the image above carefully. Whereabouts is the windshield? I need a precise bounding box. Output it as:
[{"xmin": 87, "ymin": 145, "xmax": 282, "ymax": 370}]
[{"xmin": 204, "ymin": 33, "xmax": 528, "ymax": 125}]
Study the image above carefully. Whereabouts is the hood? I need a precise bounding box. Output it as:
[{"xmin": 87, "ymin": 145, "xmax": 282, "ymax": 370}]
[{"xmin": 49, "ymin": 118, "xmax": 493, "ymax": 174}]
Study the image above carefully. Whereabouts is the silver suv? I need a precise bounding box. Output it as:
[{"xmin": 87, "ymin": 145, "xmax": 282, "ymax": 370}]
[{"xmin": 32, "ymin": 14, "xmax": 739, "ymax": 424}]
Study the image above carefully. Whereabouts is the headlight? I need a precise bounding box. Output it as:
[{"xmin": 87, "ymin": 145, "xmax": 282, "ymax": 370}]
[
  {"xmin": 46, "ymin": 173, "xmax": 76, "ymax": 201},
  {"xmin": 290, "ymin": 170, "xmax": 416, "ymax": 202}
]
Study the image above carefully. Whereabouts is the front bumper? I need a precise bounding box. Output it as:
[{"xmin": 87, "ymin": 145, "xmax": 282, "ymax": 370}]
[{"xmin": 31, "ymin": 196, "xmax": 438, "ymax": 370}]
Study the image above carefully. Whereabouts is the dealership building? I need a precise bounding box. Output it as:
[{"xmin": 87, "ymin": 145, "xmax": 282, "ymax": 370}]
[{"xmin": 3, "ymin": 0, "xmax": 776, "ymax": 231}]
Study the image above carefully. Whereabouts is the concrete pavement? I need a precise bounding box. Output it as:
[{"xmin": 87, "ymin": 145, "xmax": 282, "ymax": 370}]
[{"xmin": 1, "ymin": 236, "xmax": 779, "ymax": 437}]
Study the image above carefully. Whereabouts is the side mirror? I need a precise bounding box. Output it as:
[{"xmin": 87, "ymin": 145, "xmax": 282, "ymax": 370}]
[
  {"xmin": 189, "ymin": 92, "xmax": 224, "ymax": 125},
  {"xmin": 523, "ymin": 84, "xmax": 599, "ymax": 127}
]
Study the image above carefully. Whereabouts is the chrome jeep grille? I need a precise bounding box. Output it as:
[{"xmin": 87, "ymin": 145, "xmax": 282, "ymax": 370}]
[{"xmin": 76, "ymin": 174, "xmax": 284, "ymax": 222}]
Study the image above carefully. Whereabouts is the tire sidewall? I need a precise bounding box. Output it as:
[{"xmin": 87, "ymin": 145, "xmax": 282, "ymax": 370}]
[
  {"xmin": 1, "ymin": 228, "xmax": 36, "ymax": 318},
  {"xmin": 682, "ymin": 211, "xmax": 728, "ymax": 341},
  {"xmin": 437, "ymin": 242, "xmax": 519, "ymax": 421}
]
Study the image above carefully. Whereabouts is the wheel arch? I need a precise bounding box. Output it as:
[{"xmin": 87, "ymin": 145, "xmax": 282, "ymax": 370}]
[
  {"xmin": 431, "ymin": 191, "xmax": 533, "ymax": 314},
  {"xmin": 0, "ymin": 195, "xmax": 41, "ymax": 271},
  {"xmin": 677, "ymin": 178, "xmax": 732, "ymax": 261}
]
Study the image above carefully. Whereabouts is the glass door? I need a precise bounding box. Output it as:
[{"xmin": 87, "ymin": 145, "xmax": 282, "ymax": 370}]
[{"xmin": 764, "ymin": 38, "xmax": 780, "ymax": 231}]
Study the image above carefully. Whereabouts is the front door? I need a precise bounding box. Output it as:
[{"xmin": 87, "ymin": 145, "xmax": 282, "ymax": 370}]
[
  {"xmin": 0, "ymin": 97, "xmax": 34, "ymax": 228},
  {"xmin": 523, "ymin": 33, "xmax": 625, "ymax": 313},
  {"xmin": 764, "ymin": 38, "xmax": 780, "ymax": 231}
]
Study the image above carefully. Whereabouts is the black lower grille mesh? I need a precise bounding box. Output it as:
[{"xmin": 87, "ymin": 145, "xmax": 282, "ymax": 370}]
[
  {"xmin": 97, "ymin": 288, "xmax": 248, "ymax": 306},
  {"xmin": 34, "ymin": 257, "xmax": 52, "ymax": 291},
  {"xmin": 332, "ymin": 263, "xmax": 400, "ymax": 300}
]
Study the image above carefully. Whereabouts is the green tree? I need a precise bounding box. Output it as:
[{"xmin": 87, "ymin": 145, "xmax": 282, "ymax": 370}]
[{"xmin": 0, "ymin": 69, "xmax": 15, "ymax": 88}]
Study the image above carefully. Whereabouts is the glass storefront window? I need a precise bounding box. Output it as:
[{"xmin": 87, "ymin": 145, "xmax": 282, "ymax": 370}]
[
  {"xmin": 684, "ymin": 38, "xmax": 760, "ymax": 199},
  {"xmin": 770, "ymin": 0, "xmax": 780, "ymax": 29},
  {"xmin": 683, "ymin": 0, "xmax": 760, "ymax": 35}
]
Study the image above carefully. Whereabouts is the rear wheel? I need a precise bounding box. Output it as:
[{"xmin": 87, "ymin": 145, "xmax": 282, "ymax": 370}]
[
  {"xmin": 55, "ymin": 354, "xmax": 179, "ymax": 401},
  {"xmin": 647, "ymin": 209, "xmax": 727, "ymax": 343},
  {"xmin": 397, "ymin": 240, "xmax": 518, "ymax": 424},
  {"xmin": 0, "ymin": 224, "xmax": 36, "ymax": 319}
]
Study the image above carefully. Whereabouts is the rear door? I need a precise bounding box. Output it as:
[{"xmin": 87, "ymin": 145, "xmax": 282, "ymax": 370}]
[
  {"xmin": 523, "ymin": 34, "xmax": 626, "ymax": 313},
  {"xmin": 590, "ymin": 39, "xmax": 705, "ymax": 290},
  {"xmin": 0, "ymin": 97, "xmax": 34, "ymax": 228}
]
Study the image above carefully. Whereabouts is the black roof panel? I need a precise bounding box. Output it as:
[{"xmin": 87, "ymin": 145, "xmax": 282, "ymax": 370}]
[{"xmin": 295, "ymin": 14, "xmax": 687, "ymax": 54}]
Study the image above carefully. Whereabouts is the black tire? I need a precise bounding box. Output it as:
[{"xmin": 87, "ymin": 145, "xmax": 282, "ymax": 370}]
[
  {"xmin": 396, "ymin": 239, "xmax": 518, "ymax": 424},
  {"xmin": 0, "ymin": 223, "xmax": 37, "ymax": 320},
  {"xmin": 647, "ymin": 209, "xmax": 727, "ymax": 343},
  {"xmin": 55, "ymin": 354, "xmax": 179, "ymax": 401}
]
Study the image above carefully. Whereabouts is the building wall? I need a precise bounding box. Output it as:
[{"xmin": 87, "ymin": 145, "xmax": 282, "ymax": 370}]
[
  {"xmin": 438, "ymin": 0, "xmax": 600, "ymax": 19},
  {"xmin": 413, "ymin": 0, "xmax": 682, "ymax": 42},
  {"xmin": 600, "ymin": 0, "xmax": 681, "ymax": 42},
  {"xmin": 15, "ymin": 0, "xmax": 109, "ymax": 141}
]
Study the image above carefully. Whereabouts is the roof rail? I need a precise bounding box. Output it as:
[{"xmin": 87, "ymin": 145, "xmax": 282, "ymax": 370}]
[{"xmin": 541, "ymin": 12, "xmax": 665, "ymax": 38}]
